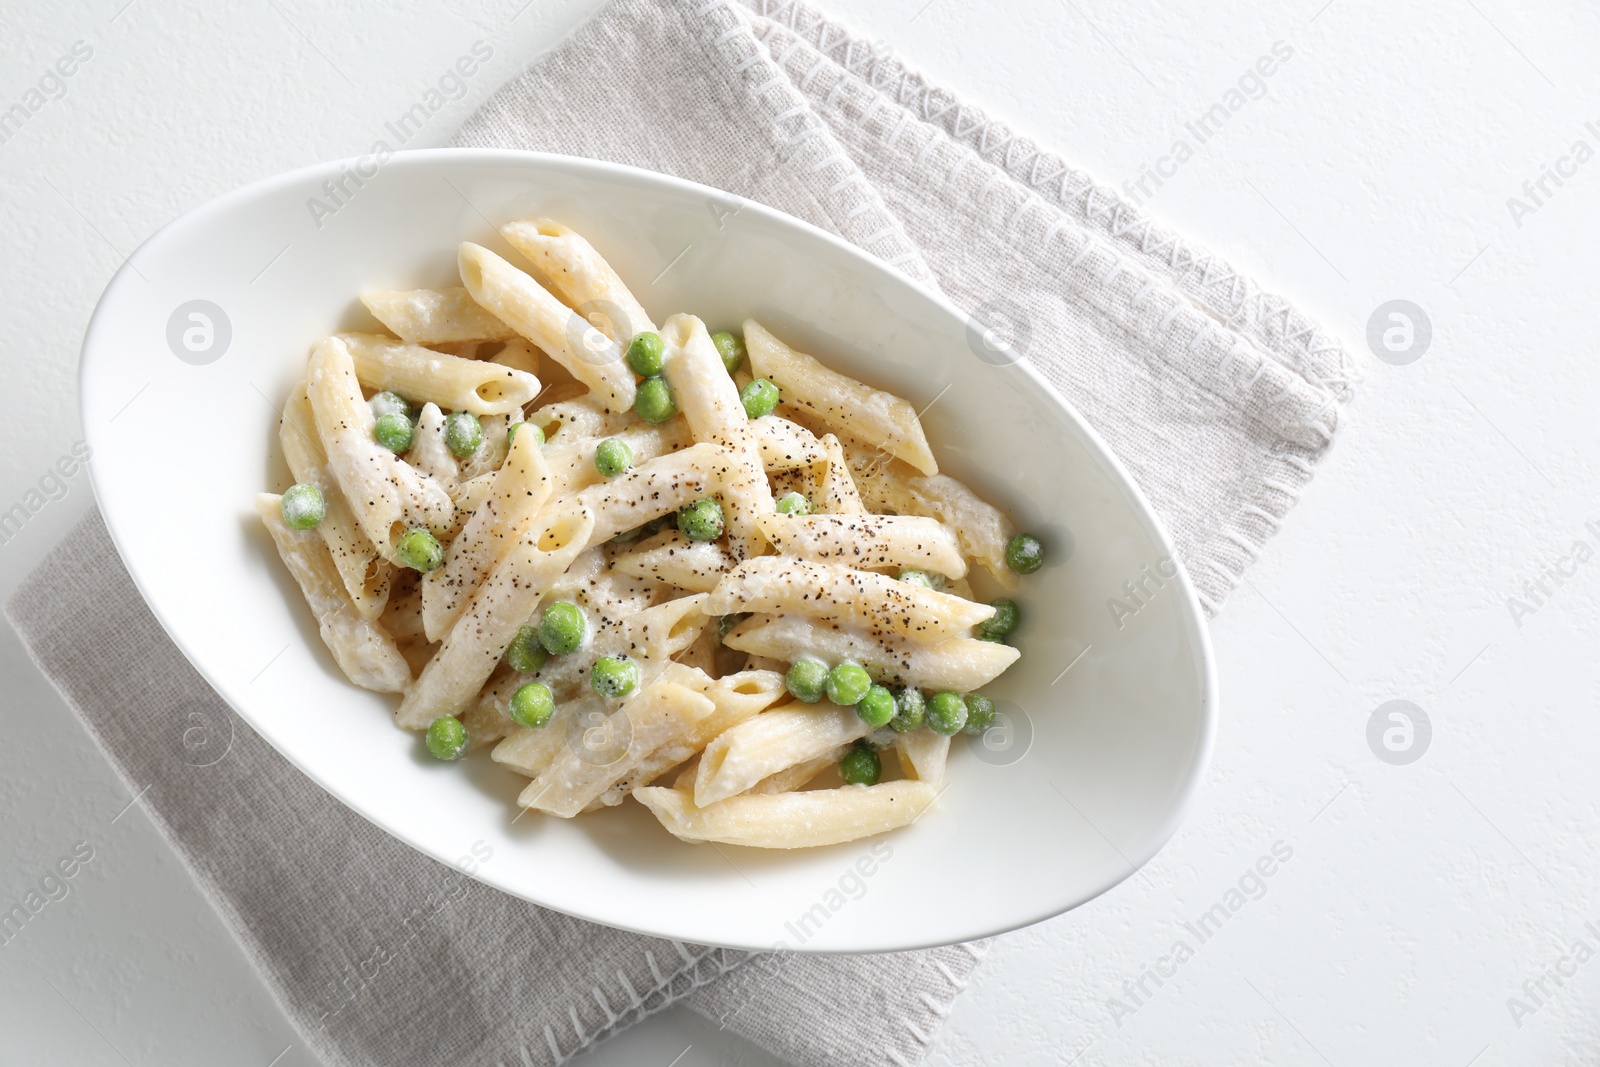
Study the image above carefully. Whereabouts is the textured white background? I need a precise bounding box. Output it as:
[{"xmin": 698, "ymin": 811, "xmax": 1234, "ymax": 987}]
[{"xmin": 3, "ymin": 1, "xmax": 1597, "ymax": 1064}]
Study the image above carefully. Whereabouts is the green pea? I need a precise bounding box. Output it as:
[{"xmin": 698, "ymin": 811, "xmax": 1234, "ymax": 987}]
[
  {"xmin": 826, "ymin": 662, "xmax": 872, "ymax": 706},
  {"xmin": 279, "ymin": 483, "xmax": 325, "ymax": 530},
  {"xmin": 785, "ymin": 656, "xmax": 829, "ymax": 703},
  {"xmin": 538, "ymin": 600, "xmax": 586, "ymax": 655},
  {"xmin": 508, "ymin": 682, "xmax": 554, "ymax": 729},
  {"xmin": 634, "ymin": 375, "xmax": 677, "ymax": 424},
  {"xmin": 373, "ymin": 411, "xmax": 415, "ymax": 453},
  {"xmin": 677, "ymin": 498, "xmax": 725, "ymax": 542},
  {"xmin": 711, "ymin": 330, "xmax": 746, "ymax": 374},
  {"xmin": 963, "ymin": 693, "xmax": 997, "ymax": 735},
  {"xmin": 594, "ymin": 437, "xmax": 633, "ymax": 478},
  {"xmin": 590, "ymin": 655, "xmax": 639, "ymax": 698},
  {"xmin": 505, "ymin": 625, "xmax": 548, "ymax": 674},
  {"xmin": 897, "ymin": 568, "xmax": 944, "ymax": 591},
  {"xmin": 855, "ymin": 684, "xmax": 895, "ymax": 729},
  {"xmin": 395, "ymin": 528, "xmax": 443, "ymax": 572},
  {"xmin": 508, "ymin": 420, "xmax": 544, "ymax": 449},
  {"xmin": 444, "ymin": 412, "xmax": 483, "ymax": 457},
  {"xmin": 1006, "ymin": 533, "xmax": 1045, "ymax": 575},
  {"xmin": 889, "ymin": 687, "xmax": 925, "ymax": 732},
  {"xmin": 425, "ymin": 715, "xmax": 468, "ymax": 760},
  {"xmin": 976, "ymin": 632, "xmax": 1009, "ymax": 644},
  {"xmin": 369, "ymin": 391, "xmax": 413, "ymax": 420},
  {"xmin": 981, "ymin": 598, "xmax": 1020, "ymax": 637},
  {"xmin": 926, "ymin": 691, "xmax": 969, "ymax": 736},
  {"xmin": 774, "ymin": 491, "xmax": 811, "ymax": 516},
  {"xmin": 838, "ymin": 741, "xmax": 881, "ymax": 786},
  {"xmin": 739, "ymin": 378, "xmax": 779, "ymax": 420},
  {"xmin": 626, "ymin": 331, "xmax": 665, "ymax": 376}
]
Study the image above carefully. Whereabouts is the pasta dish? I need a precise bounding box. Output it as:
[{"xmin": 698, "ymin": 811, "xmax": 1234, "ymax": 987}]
[{"xmin": 258, "ymin": 219, "xmax": 1045, "ymax": 849}]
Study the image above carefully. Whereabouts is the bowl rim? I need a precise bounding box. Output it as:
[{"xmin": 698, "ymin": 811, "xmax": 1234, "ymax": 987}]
[{"xmin": 80, "ymin": 147, "xmax": 1219, "ymax": 952}]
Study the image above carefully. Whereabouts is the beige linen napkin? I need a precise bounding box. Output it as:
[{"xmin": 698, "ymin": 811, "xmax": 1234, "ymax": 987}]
[{"xmin": 10, "ymin": 1, "xmax": 1353, "ymax": 1065}]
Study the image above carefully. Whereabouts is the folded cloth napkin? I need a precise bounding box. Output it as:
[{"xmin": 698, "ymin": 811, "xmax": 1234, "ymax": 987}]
[{"xmin": 10, "ymin": 1, "xmax": 1355, "ymax": 1065}]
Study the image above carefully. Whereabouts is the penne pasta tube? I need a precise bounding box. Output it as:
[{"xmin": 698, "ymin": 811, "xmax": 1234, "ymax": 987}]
[
  {"xmin": 592, "ymin": 666, "xmax": 785, "ymax": 806},
  {"xmin": 894, "ymin": 730, "xmax": 951, "ymax": 788},
  {"xmin": 500, "ymin": 218, "xmax": 656, "ymax": 342},
  {"xmin": 817, "ymin": 433, "xmax": 865, "ymax": 515},
  {"xmin": 724, "ymin": 614, "xmax": 1019, "ymax": 691},
  {"xmin": 528, "ymin": 392, "xmax": 632, "ymax": 444},
  {"xmin": 306, "ymin": 335, "xmax": 454, "ymax": 559},
  {"xmin": 491, "ymin": 596, "xmax": 709, "ymax": 778},
  {"xmin": 540, "ymin": 420, "xmax": 692, "ymax": 500},
  {"xmin": 846, "ymin": 448, "xmax": 1018, "ymax": 590},
  {"xmin": 757, "ymin": 513, "xmax": 967, "ymax": 578},
  {"xmin": 458, "ymin": 242, "xmax": 636, "ymax": 413},
  {"xmin": 395, "ymin": 508, "xmax": 594, "ymax": 729},
  {"xmin": 256, "ymin": 494, "xmax": 410, "ymax": 693},
  {"xmin": 360, "ymin": 287, "xmax": 518, "ymax": 344},
  {"xmin": 457, "ymin": 414, "xmax": 510, "ymax": 482},
  {"xmin": 459, "ymin": 668, "xmax": 517, "ymax": 751},
  {"xmin": 748, "ymin": 745, "xmax": 847, "ymax": 794},
  {"xmin": 634, "ymin": 780, "xmax": 937, "ymax": 848},
  {"xmin": 744, "ymin": 319, "xmax": 937, "ymax": 476},
  {"xmin": 409, "ymin": 402, "xmax": 460, "ymax": 492},
  {"xmin": 751, "ymin": 415, "xmax": 826, "ymax": 473},
  {"xmin": 486, "ymin": 337, "xmax": 541, "ymax": 376},
  {"xmin": 661, "ymin": 313, "xmax": 772, "ymax": 559},
  {"xmin": 704, "ymin": 557, "xmax": 994, "ymax": 643},
  {"xmin": 611, "ymin": 529, "xmax": 733, "ymax": 593},
  {"xmin": 694, "ymin": 704, "xmax": 871, "ymax": 806},
  {"xmin": 337, "ymin": 331, "xmax": 541, "ymax": 417},
  {"xmin": 378, "ymin": 569, "xmax": 424, "ymax": 642},
  {"xmin": 572, "ymin": 442, "xmax": 739, "ymax": 545},
  {"xmin": 518, "ymin": 681, "xmax": 716, "ymax": 818},
  {"xmin": 421, "ymin": 427, "xmax": 552, "ymax": 642},
  {"xmin": 279, "ymin": 383, "xmax": 391, "ymax": 620}
]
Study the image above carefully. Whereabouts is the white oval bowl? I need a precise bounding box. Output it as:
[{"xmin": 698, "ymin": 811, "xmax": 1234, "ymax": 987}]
[{"xmin": 80, "ymin": 150, "xmax": 1216, "ymax": 953}]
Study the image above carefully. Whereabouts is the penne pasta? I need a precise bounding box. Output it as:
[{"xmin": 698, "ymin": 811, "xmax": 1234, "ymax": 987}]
[
  {"xmin": 633, "ymin": 780, "xmax": 937, "ymax": 848},
  {"xmin": 256, "ymin": 493, "xmax": 410, "ymax": 693},
  {"xmin": 500, "ymin": 218, "xmax": 656, "ymax": 342},
  {"xmin": 744, "ymin": 319, "xmax": 937, "ymax": 476},
  {"xmin": 518, "ymin": 680, "xmax": 716, "ymax": 817},
  {"xmin": 409, "ymin": 402, "xmax": 460, "ymax": 492},
  {"xmin": 694, "ymin": 703, "xmax": 871, "ymax": 806},
  {"xmin": 593, "ymin": 667, "xmax": 785, "ymax": 806},
  {"xmin": 572, "ymin": 442, "xmax": 739, "ymax": 545},
  {"xmin": 611, "ymin": 528, "xmax": 734, "ymax": 593},
  {"xmin": 845, "ymin": 447, "xmax": 1018, "ymax": 590},
  {"xmin": 306, "ymin": 335, "xmax": 454, "ymax": 559},
  {"xmin": 705, "ymin": 557, "xmax": 994, "ymax": 642},
  {"xmin": 817, "ymin": 433, "xmax": 865, "ymax": 515},
  {"xmin": 360, "ymin": 286, "xmax": 518, "ymax": 344},
  {"xmin": 395, "ymin": 508, "xmax": 594, "ymax": 729},
  {"xmin": 894, "ymin": 730, "xmax": 952, "ymax": 788},
  {"xmin": 724, "ymin": 614, "xmax": 1019, "ymax": 692},
  {"xmin": 265, "ymin": 219, "xmax": 1042, "ymax": 850},
  {"xmin": 279, "ymin": 383, "xmax": 391, "ymax": 620},
  {"xmin": 757, "ymin": 513, "xmax": 967, "ymax": 578},
  {"xmin": 491, "ymin": 595, "xmax": 709, "ymax": 779},
  {"xmin": 748, "ymin": 746, "xmax": 848, "ymax": 795},
  {"xmin": 485, "ymin": 337, "xmax": 541, "ymax": 376},
  {"xmin": 421, "ymin": 427, "xmax": 552, "ymax": 642},
  {"xmin": 457, "ymin": 414, "xmax": 511, "ymax": 482},
  {"xmin": 661, "ymin": 313, "xmax": 772, "ymax": 560},
  {"xmin": 457, "ymin": 242, "xmax": 636, "ymax": 413},
  {"xmin": 751, "ymin": 415, "xmax": 826, "ymax": 473},
  {"xmin": 338, "ymin": 332, "xmax": 540, "ymax": 416}
]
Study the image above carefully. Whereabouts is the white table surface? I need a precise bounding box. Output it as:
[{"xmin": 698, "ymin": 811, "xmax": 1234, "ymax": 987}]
[{"xmin": 4, "ymin": 0, "xmax": 1596, "ymax": 1063}]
